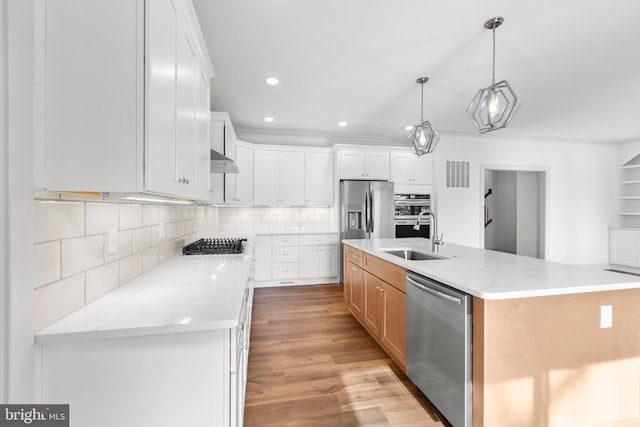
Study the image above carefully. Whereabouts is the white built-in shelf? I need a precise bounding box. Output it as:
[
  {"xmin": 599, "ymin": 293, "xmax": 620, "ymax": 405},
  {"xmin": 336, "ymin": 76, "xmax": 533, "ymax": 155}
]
[
  {"xmin": 620, "ymin": 180, "xmax": 640, "ymax": 184},
  {"xmin": 619, "ymin": 155, "xmax": 640, "ymax": 225},
  {"xmin": 619, "ymin": 212, "xmax": 640, "ymax": 216},
  {"xmin": 620, "ymin": 196, "xmax": 640, "ymax": 200},
  {"xmin": 620, "ymin": 164, "xmax": 640, "ymax": 169}
]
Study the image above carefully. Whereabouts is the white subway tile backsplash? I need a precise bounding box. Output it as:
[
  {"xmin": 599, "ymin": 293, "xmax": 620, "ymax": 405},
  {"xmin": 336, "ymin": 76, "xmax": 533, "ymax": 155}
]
[
  {"xmin": 33, "ymin": 241, "xmax": 61, "ymax": 288},
  {"xmin": 119, "ymin": 204, "xmax": 142, "ymax": 230},
  {"xmin": 131, "ymin": 227, "xmax": 153, "ymax": 254},
  {"xmin": 142, "ymin": 246, "xmax": 160, "ymax": 273},
  {"xmin": 33, "ymin": 273, "xmax": 85, "ymax": 331},
  {"xmin": 142, "ymin": 205, "xmax": 160, "ymax": 227},
  {"xmin": 61, "ymin": 235, "xmax": 104, "ymax": 278},
  {"xmin": 33, "ymin": 201, "xmax": 84, "ymax": 243},
  {"xmin": 86, "ymin": 262, "xmax": 119, "ymax": 304},
  {"xmin": 104, "ymin": 230, "xmax": 132, "ymax": 263},
  {"xmin": 86, "ymin": 203, "xmax": 119, "ymax": 236},
  {"xmin": 119, "ymin": 254, "xmax": 142, "ymax": 285},
  {"xmin": 165, "ymin": 222, "xmax": 177, "ymax": 239}
]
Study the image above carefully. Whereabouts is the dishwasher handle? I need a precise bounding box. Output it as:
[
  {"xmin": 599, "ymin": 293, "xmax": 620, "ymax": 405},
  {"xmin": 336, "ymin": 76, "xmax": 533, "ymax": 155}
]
[{"xmin": 407, "ymin": 276, "xmax": 463, "ymax": 306}]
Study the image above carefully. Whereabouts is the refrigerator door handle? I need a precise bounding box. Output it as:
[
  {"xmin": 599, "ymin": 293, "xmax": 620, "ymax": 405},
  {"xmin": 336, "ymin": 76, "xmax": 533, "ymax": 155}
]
[
  {"xmin": 364, "ymin": 192, "xmax": 369, "ymax": 233},
  {"xmin": 369, "ymin": 190, "xmax": 374, "ymax": 233}
]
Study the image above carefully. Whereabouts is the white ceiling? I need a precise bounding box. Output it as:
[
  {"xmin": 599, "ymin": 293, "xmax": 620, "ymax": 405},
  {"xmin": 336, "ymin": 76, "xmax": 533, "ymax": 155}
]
[{"xmin": 192, "ymin": 0, "xmax": 640, "ymax": 145}]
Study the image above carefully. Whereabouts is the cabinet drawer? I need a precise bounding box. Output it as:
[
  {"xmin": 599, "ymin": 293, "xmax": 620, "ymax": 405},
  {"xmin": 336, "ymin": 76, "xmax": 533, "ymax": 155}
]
[
  {"xmin": 273, "ymin": 247, "xmax": 299, "ymax": 262},
  {"xmin": 300, "ymin": 234, "xmax": 339, "ymax": 246},
  {"xmin": 272, "ymin": 235, "xmax": 300, "ymax": 247},
  {"xmin": 272, "ymin": 263, "xmax": 299, "ymax": 279},
  {"xmin": 363, "ymin": 253, "xmax": 406, "ymax": 292},
  {"xmin": 345, "ymin": 245, "xmax": 363, "ymax": 267}
]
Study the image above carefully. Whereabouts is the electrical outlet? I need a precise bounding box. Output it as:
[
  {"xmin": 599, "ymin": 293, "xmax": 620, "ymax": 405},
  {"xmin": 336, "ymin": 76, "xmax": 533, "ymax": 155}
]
[
  {"xmin": 600, "ymin": 305, "xmax": 613, "ymax": 329},
  {"xmin": 107, "ymin": 229, "xmax": 118, "ymax": 256}
]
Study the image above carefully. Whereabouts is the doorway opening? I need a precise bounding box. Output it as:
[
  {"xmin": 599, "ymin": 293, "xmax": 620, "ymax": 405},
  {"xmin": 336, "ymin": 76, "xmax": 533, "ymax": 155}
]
[{"xmin": 483, "ymin": 168, "xmax": 546, "ymax": 259}]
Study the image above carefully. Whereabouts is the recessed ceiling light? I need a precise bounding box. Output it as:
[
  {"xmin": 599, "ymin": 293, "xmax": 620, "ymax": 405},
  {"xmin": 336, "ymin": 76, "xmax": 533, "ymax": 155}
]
[
  {"xmin": 404, "ymin": 125, "xmax": 414, "ymax": 131},
  {"xmin": 265, "ymin": 77, "xmax": 279, "ymax": 86},
  {"xmin": 264, "ymin": 116, "xmax": 275, "ymax": 123},
  {"xmin": 338, "ymin": 121, "xmax": 348, "ymax": 127}
]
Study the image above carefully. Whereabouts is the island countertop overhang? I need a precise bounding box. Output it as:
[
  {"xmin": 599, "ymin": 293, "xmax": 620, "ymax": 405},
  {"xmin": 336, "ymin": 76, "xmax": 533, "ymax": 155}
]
[{"xmin": 342, "ymin": 237, "xmax": 640, "ymax": 300}]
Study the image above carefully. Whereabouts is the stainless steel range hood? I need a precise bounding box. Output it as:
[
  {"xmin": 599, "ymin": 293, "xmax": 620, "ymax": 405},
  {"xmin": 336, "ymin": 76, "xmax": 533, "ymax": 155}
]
[{"xmin": 210, "ymin": 149, "xmax": 239, "ymax": 174}]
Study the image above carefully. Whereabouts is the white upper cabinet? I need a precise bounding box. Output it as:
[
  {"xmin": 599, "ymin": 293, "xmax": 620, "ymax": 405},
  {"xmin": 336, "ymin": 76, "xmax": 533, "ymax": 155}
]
[
  {"xmin": 225, "ymin": 143, "xmax": 253, "ymax": 205},
  {"xmin": 305, "ymin": 152, "xmax": 334, "ymax": 206},
  {"xmin": 195, "ymin": 67, "xmax": 211, "ymax": 202},
  {"xmin": 34, "ymin": 0, "xmax": 214, "ymax": 200},
  {"xmin": 337, "ymin": 150, "xmax": 389, "ymax": 180},
  {"xmin": 390, "ymin": 151, "xmax": 432, "ymax": 185},
  {"xmin": 253, "ymin": 150, "xmax": 305, "ymax": 206}
]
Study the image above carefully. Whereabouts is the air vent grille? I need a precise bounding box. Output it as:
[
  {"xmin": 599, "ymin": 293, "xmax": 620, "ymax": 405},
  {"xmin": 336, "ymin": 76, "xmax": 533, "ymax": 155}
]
[{"xmin": 446, "ymin": 161, "xmax": 470, "ymax": 188}]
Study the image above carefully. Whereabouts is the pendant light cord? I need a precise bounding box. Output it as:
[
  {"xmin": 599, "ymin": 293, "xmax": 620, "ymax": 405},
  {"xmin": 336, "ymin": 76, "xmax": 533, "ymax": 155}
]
[
  {"xmin": 491, "ymin": 25, "xmax": 496, "ymax": 86},
  {"xmin": 420, "ymin": 83, "xmax": 424, "ymax": 122}
]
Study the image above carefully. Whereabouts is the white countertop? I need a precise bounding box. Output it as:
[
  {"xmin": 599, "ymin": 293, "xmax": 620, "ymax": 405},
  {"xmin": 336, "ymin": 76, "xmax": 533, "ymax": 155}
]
[
  {"xmin": 36, "ymin": 237, "xmax": 255, "ymax": 344},
  {"xmin": 344, "ymin": 238, "xmax": 640, "ymax": 300}
]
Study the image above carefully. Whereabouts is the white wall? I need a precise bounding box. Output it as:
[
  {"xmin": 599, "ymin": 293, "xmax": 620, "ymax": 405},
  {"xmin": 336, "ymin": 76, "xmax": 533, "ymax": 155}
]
[
  {"xmin": 1, "ymin": 0, "xmax": 7, "ymax": 403},
  {"xmin": 6, "ymin": 0, "xmax": 35, "ymax": 402},
  {"xmin": 434, "ymin": 135, "xmax": 617, "ymax": 265},
  {"xmin": 516, "ymin": 171, "xmax": 542, "ymax": 258}
]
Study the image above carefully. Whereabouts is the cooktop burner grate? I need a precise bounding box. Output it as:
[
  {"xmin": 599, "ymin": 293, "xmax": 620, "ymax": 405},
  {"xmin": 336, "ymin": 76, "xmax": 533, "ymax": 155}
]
[{"xmin": 182, "ymin": 238, "xmax": 247, "ymax": 255}]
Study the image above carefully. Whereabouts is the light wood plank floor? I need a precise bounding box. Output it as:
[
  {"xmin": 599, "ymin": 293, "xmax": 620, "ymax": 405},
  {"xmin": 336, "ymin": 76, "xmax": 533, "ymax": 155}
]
[{"xmin": 244, "ymin": 284, "xmax": 448, "ymax": 427}]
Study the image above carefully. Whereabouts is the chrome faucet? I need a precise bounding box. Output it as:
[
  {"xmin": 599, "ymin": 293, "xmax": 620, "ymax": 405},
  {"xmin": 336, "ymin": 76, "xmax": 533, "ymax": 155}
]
[{"xmin": 414, "ymin": 210, "xmax": 444, "ymax": 252}]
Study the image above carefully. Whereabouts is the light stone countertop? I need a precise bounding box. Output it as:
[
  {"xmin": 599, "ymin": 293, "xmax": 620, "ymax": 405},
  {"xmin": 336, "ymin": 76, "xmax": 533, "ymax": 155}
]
[
  {"xmin": 36, "ymin": 236, "xmax": 256, "ymax": 344},
  {"xmin": 343, "ymin": 238, "xmax": 640, "ymax": 300}
]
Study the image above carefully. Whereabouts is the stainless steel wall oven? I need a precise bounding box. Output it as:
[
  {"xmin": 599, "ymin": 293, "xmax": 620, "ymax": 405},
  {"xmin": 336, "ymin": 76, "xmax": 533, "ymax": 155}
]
[{"xmin": 394, "ymin": 194, "xmax": 431, "ymax": 238}]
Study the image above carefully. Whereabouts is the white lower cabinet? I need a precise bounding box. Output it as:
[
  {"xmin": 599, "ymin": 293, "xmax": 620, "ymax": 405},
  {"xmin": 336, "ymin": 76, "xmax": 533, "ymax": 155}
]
[
  {"xmin": 39, "ymin": 286, "xmax": 253, "ymax": 427},
  {"xmin": 610, "ymin": 228, "xmax": 640, "ymax": 267},
  {"xmin": 254, "ymin": 234, "xmax": 339, "ymax": 286}
]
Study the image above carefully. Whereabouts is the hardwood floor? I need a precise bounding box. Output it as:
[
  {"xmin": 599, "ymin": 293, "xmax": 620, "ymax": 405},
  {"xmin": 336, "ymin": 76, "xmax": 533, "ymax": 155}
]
[{"xmin": 244, "ymin": 284, "xmax": 447, "ymax": 427}]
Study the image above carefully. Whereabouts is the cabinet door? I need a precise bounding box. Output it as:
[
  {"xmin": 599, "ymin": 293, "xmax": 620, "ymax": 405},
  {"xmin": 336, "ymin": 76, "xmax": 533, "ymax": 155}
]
[
  {"xmin": 381, "ymin": 283, "xmax": 406, "ymax": 369},
  {"xmin": 411, "ymin": 154, "xmax": 432, "ymax": 185},
  {"xmin": 390, "ymin": 152, "xmax": 414, "ymax": 184},
  {"xmin": 195, "ymin": 66, "xmax": 211, "ymax": 201},
  {"xmin": 610, "ymin": 229, "xmax": 640, "ymax": 267},
  {"xmin": 174, "ymin": 24, "xmax": 197, "ymax": 198},
  {"xmin": 280, "ymin": 151, "xmax": 306, "ymax": 206},
  {"xmin": 209, "ymin": 120, "xmax": 225, "ymax": 204},
  {"xmin": 253, "ymin": 150, "xmax": 280, "ymax": 205},
  {"xmin": 364, "ymin": 152, "xmax": 390, "ymax": 180},
  {"xmin": 235, "ymin": 146, "xmax": 253, "ymax": 205},
  {"xmin": 145, "ymin": 0, "xmax": 179, "ymax": 196},
  {"xmin": 254, "ymin": 236, "xmax": 272, "ymax": 281},
  {"xmin": 224, "ymin": 136, "xmax": 237, "ymax": 204},
  {"xmin": 338, "ymin": 151, "xmax": 366, "ymax": 179},
  {"xmin": 299, "ymin": 247, "xmax": 319, "ymax": 279},
  {"xmin": 363, "ymin": 271, "xmax": 383, "ymax": 338},
  {"xmin": 317, "ymin": 245, "xmax": 338, "ymax": 277},
  {"xmin": 348, "ymin": 263, "xmax": 364, "ymax": 321},
  {"xmin": 305, "ymin": 152, "xmax": 334, "ymax": 206}
]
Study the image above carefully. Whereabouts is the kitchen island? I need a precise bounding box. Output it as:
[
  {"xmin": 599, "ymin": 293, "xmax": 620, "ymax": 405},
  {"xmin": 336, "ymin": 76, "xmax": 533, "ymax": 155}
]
[
  {"xmin": 36, "ymin": 236, "xmax": 256, "ymax": 427},
  {"xmin": 343, "ymin": 238, "xmax": 640, "ymax": 427}
]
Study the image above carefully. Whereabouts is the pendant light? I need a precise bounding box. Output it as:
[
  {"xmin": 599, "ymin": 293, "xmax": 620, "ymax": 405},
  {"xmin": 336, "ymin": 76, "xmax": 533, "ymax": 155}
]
[
  {"xmin": 409, "ymin": 77, "xmax": 440, "ymax": 156},
  {"xmin": 467, "ymin": 16, "xmax": 521, "ymax": 133}
]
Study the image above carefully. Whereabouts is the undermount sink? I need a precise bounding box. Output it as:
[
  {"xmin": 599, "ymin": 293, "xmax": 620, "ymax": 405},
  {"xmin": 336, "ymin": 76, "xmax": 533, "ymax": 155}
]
[{"xmin": 380, "ymin": 248, "xmax": 448, "ymax": 261}]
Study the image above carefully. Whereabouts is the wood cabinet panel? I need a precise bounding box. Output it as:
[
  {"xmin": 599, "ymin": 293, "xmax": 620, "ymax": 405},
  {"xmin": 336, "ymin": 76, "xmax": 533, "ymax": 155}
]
[
  {"xmin": 345, "ymin": 246, "xmax": 363, "ymax": 267},
  {"xmin": 348, "ymin": 263, "xmax": 364, "ymax": 321},
  {"xmin": 363, "ymin": 271, "xmax": 383, "ymax": 338},
  {"xmin": 343, "ymin": 245, "xmax": 407, "ymax": 371},
  {"xmin": 363, "ymin": 253, "xmax": 406, "ymax": 292},
  {"xmin": 381, "ymin": 283, "xmax": 406, "ymax": 371}
]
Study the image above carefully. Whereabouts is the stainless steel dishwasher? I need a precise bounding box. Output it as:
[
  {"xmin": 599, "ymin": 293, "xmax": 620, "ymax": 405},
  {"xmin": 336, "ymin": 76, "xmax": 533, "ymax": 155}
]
[{"xmin": 406, "ymin": 272, "xmax": 472, "ymax": 427}]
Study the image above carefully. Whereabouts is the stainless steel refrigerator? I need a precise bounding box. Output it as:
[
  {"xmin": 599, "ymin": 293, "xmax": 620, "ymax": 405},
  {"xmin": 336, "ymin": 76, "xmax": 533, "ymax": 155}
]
[{"xmin": 339, "ymin": 180, "xmax": 395, "ymax": 281}]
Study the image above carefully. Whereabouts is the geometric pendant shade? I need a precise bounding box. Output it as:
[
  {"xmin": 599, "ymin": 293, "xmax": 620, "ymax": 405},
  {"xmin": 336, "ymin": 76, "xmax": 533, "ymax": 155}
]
[
  {"xmin": 408, "ymin": 77, "xmax": 440, "ymax": 155},
  {"xmin": 467, "ymin": 79, "xmax": 521, "ymax": 133},
  {"xmin": 467, "ymin": 17, "xmax": 521, "ymax": 133}
]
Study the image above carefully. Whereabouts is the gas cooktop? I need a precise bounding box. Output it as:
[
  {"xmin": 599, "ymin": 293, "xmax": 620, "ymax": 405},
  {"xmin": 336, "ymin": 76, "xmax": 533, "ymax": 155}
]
[{"xmin": 182, "ymin": 238, "xmax": 247, "ymax": 255}]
